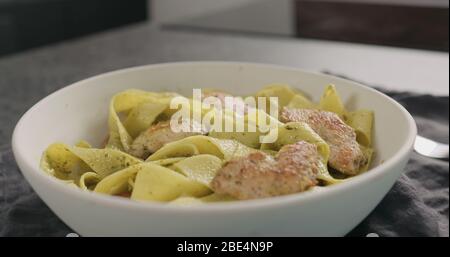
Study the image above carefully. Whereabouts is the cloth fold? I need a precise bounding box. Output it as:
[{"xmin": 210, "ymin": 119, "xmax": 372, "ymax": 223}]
[
  {"xmin": 0, "ymin": 84, "xmax": 448, "ymax": 236},
  {"xmin": 347, "ymin": 88, "xmax": 449, "ymax": 236}
]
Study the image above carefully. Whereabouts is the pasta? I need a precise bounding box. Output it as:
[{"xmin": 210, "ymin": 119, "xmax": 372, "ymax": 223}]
[
  {"xmin": 130, "ymin": 163, "xmax": 211, "ymax": 201},
  {"xmin": 171, "ymin": 154, "xmax": 223, "ymax": 188},
  {"xmin": 146, "ymin": 135, "xmax": 254, "ymax": 162},
  {"xmin": 287, "ymin": 94, "xmax": 315, "ymax": 109},
  {"xmin": 106, "ymin": 90, "xmax": 178, "ymax": 151},
  {"xmin": 41, "ymin": 83, "xmax": 375, "ymax": 203},
  {"xmin": 344, "ymin": 110, "xmax": 374, "ymax": 147},
  {"xmin": 255, "ymin": 84, "xmax": 300, "ymax": 111},
  {"xmin": 319, "ymin": 84, "xmax": 346, "ymax": 117},
  {"xmin": 261, "ymin": 122, "xmax": 330, "ymax": 163}
]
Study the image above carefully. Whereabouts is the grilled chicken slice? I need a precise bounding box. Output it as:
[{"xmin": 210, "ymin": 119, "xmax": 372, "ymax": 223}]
[
  {"xmin": 280, "ymin": 108, "xmax": 367, "ymax": 175},
  {"xmin": 129, "ymin": 120, "xmax": 207, "ymax": 159},
  {"xmin": 211, "ymin": 141, "xmax": 320, "ymax": 200}
]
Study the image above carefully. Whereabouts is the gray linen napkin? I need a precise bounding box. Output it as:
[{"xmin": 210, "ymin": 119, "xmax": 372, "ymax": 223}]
[{"xmin": 0, "ymin": 87, "xmax": 448, "ymax": 237}]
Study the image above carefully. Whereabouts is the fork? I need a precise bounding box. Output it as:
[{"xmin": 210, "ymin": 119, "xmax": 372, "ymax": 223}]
[{"xmin": 414, "ymin": 135, "xmax": 449, "ymax": 160}]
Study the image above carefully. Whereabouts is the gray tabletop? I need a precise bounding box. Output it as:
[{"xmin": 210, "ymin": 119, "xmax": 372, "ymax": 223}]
[
  {"xmin": 0, "ymin": 22, "xmax": 448, "ymax": 144},
  {"xmin": 0, "ymin": 22, "xmax": 448, "ymax": 236}
]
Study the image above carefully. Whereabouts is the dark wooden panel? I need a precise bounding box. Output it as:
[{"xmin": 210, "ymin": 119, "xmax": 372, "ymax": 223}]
[{"xmin": 295, "ymin": 1, "xmax": 449, "ymax": 51}]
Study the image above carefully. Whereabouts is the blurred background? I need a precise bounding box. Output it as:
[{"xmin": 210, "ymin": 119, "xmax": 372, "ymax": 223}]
[{"xmin": 0, "ymin": 0, "xmax": 448, "ymax": 57}]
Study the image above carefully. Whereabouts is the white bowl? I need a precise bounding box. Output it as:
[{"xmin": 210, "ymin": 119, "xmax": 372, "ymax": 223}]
[{"xmin": 12, "ymin": 62, "xmax": 416, "ymax": 236}]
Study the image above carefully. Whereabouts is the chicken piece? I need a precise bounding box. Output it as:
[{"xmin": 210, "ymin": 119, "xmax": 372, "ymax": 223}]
[
  {"xmin": 129, "ymin": 120, "xmax": 206, "ymax": 159},
  {"xmin": 280, "ymin": 107, "xmax": 367, "ymax": 175},
  {"xmin": 202, "ymin": 91, "xmax": 248, "ymax": 114},
  {"xmin": 211, "ymin": 141, "xmax": 320, "ymax": 200}
]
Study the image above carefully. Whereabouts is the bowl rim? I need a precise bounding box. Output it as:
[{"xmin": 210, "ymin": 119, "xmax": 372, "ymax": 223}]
[{"xmin": 12, "ymin": 61, "xmax": 417, "ymax": 214}]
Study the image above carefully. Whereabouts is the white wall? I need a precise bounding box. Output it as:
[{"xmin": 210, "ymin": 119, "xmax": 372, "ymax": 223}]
[
  {"xmin": 151, "ymin": 0, "xmax": 259, "ymax": 23},
  {"xmin": 151, "ymin": 0, "xmax": 294, "ymax": 35},
  {"xmin": 149, "ymin": 0, "xmax": 448, "ymax": 35},
  {"xmin": 150, "ymin": 0, "xmax": 449, "ymax": 24}
]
